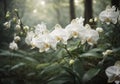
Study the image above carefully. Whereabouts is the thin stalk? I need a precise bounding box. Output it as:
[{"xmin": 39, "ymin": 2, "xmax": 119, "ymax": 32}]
[
  {"xmin": 64, "ymin": 45, "xmax": 73, "ymax": 58},
  {"xmin": 15, "ymin": 11, "xmax": 25, "ymax": 33},
  {"xmin": 77, "ymin": 41, "xmax": 81, "ymax": 48}
]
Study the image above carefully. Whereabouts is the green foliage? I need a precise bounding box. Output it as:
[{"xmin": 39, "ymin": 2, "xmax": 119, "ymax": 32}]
[{"xmin": 82, "ymin": 68, "xmax": 100, "ymax": 83}]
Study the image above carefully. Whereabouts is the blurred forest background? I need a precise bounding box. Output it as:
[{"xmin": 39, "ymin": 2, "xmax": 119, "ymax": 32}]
[{"xmin": 0, "ymin": 0, "xmax": 120, "ymax": 84}]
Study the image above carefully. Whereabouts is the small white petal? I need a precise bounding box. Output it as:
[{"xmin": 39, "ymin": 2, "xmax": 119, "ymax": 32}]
[
  {"xmin": 25, "ymin": 31, "xmax": 35, "ymax": 45},
  {"xmin": 51, "ymin": 27, "xmax": 69, "ymax": 44},
  {"xmin": 34, "ymin": 22, "xmax": 48, "ymax": 35}
]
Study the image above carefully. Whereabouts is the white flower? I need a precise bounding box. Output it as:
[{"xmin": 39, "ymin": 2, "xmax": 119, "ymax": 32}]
[
  {"xmin": 31, "ymin": 34, "xmax": 57, "ymax": 52},
  {"xmin": 50, "ymin": 24, "xmax": 69, "ymax": 44},
  {"xmin": 96, "ymin": 27, "xmax": 103, "ymax": 33},
  {"xmin": 14, "ymin": 36, "xmax": 21, "ymax": 42},
  {"xmin": 25, "ymin": 31, "xmax": 35, "ymax": 45},
  {"xmin": 9, "ymin": 41, "xmax": 18, "ymax": 50},
  {"xmin": 99, "ymin": 6, "xmax": 119, "ymax": 24},
  {"xmin": 3, "ymin": 21, "xmax": 11, "ymax": 28},
  {"xmin": 65, "ymin": 18, "xmax": 84, "ymax": 39},
  {"xmin": 75, "ymin": 17, "xmax": 84, "ymax": 25},
  {"xmin": 86, "ymin": 29, "xmax": 99, "ymax": 45},
  {"xmin": 34, "ymin": 23, "xmax": 48, "ymax": 35},
  {"xmin": 79, "ymin": 24, "xmax": 99, "ymax": 45},
  {"xmin": 15, "ymin": 24, "xmax": 21, "ymax": 30},
  {"xmin": 106, "ymin": 61, "xmax": 120, "ymax": 84}
]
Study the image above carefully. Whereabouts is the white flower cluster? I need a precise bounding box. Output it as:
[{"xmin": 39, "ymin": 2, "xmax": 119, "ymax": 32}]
[
  {"xmin": 99, "ymin": 6, "xmax": 120, "ymax": 25},
  {"xmin": 9, "ymin": 35, "xmax": 21, "ymax": 50},
  {"xmin": 25, "ymin": 17, "xmax": 99, "ymax": 52}
]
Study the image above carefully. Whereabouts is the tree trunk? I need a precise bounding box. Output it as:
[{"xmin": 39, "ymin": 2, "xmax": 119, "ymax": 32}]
[
  {"xmin": 69, "ymin": 0, "xmax": 76, "ymax": 21},
  {"xmin": 84, "ymin": 0, "xmax": 93, "ymax": 24},
  {"xmin": 3, "ymin": 0, "xmax": 7, "ymax": 17}
]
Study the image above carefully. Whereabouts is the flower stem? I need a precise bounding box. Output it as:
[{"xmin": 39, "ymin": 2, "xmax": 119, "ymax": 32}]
[
  {"xmin": 15, "ymin": 11, "xmax": 25, "ymax": 34},
  {"xmin": 64, "ymin": 45, "xmax": 73, "ymax": 58}
]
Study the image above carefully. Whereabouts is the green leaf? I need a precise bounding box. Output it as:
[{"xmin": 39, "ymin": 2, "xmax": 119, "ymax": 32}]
[
  {"xmin": 82, "ymin": 68, "xmax": 100, "ymax": 83},
  {"xmin": 40, "ymin": 63, "xmax": 60, "ymax": 75},
  {"xmin": 112, "ymin": 47, "xmax": 120, "ymax": 52},
  {"xmin": 88, "ymin": 48, "xmax": 104, "ymax": 53},
  {"xmin": 36, "ymin": 63, "xmax": 49, "ymax": 69},
  {"xmin": 48, "ymin": 74, "xmax": 72, "ymax": 84},
  {"xmin": 10, "ymin": 62, "xmax": 26, "ymax": 70},
  {"xmin": 62, "ymin": 66, "xmax": 81, "ymax": 84},
  {"xmin": 62, "ymin": 66, "xmax": 75, "ymax": 77},
  {"xmin": 73, "ymin": 59, "xmax": 85, "ymax": 79},
  {"xmin": 0, "ymin": 50, "xmax": 39, "ymax": 63},
  {"xmin": 24, "ymin": 57, "xmax": 38, "ymax": 63},
  {"xmin": 79, "ymin": 52, "xmax": 102, "ymax": 58}
]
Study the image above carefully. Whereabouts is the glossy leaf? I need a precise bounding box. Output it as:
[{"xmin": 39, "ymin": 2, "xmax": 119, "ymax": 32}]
[
  {"xmin": 10, "ymin": 62, "xmax": 26, "ymax": 70},
  {"xmin": 82, "ymin": 68, "xmax": 100, "ymax": 83}
]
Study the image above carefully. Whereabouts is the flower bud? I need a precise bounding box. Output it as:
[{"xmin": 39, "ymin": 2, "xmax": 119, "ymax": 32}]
[
  {"xmin": 12, "ymin": 17, "xmax": 17, "ymax": 22},
  {"xmin": 20, "ymin": 32, "xmax": 23, "ymax": 35},
  {"xmin": 102, "ymin": 49, "xmax": 113, "ymax": 56},
  {"xmin": 89, "ymin": 19, "xmax": 93, "ymax": 23},
  {"xmin": 94, "ymin": 17, "xmax": 98, "ymax": 22},
  {"xmin": 69, "ymin": 59, "xmax": 75, "ymax": 65},
  {"xmin": 23, "ymin": 26, "xmax": 29, "ymax": 31},
  {"xmin": 96, "ymin": 27, "xmax": 103, "ymax": 33},
  {"xmin": 15, "ymin": 24, "xmax": 21, "ymax": 31},
  {"xmin": 6, "ymin": 11, "xmax": 10, "ymax": 18},
  {"xmin": 14, "ymin": 9, "xmax": 18, "ymax": 12},
  {"xmin": 3, "ymin": 21, "xmax": 11, "ymax": 29},
  {"xmin": 14, "ymin": 36, "xmax": 21, "ymax": 42}
]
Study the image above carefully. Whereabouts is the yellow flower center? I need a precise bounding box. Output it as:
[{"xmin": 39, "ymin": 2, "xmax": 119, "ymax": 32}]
[
  {"xmin": 56, "ymin": 36, "xmax": 62, "ymax": 41},
  {"xmin": 87, "ymin": 37, "xmax": 92, "ymax": 43},
  {"xmin": 105, "ymin": 18, "xmax": 111, "ymax": 22},
  {"xmin": 44, "ymin": 43, "xmax": 50, "ymax": 49},
  {"xmin": 72, "ymin": 31, "xmax": 78, "ymax": 38}
]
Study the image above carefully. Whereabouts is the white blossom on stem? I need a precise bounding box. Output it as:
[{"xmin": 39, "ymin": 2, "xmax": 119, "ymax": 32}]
[
  {"xmin": 31, "ymin": 34, "xmax": 57, "ymax": 52},
  {"xmin": 9, "ymin": 41, "xmax": 18, "ymax": 50},
  {"xmin": 106, "ymin": 61, "xmax": 120, "ymax": 84},
  {"xmin": 65, "ymin": 17, "xmax": 85, "ymax": 39},
  {"xmin": 99, "ymin": 6, "xmax": 119, "ymax": 24}
]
